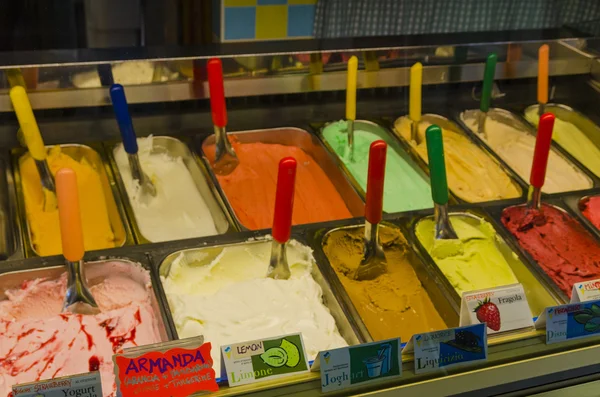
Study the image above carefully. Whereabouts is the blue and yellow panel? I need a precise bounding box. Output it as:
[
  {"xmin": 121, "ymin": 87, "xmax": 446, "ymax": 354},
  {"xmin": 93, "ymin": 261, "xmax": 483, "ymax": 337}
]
[{"xmin": 221, "ymin": 0, "xmax": 316, "ymax": 41}]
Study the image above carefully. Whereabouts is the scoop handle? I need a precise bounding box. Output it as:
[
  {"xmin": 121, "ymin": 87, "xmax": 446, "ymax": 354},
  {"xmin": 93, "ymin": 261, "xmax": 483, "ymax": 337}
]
[
  {"xmin": 109, "ymin": 84, "xmax": 138, "ymax": 155},
  {"xmin": 409, "ymin": 62, "xmax": 422, "ymax": 123},
  {"xmin": 208, "ymin": 58, "xmax": 228, "ymax": 128},
  {"xmin": 345, "ymin": 56, "xmax": 358, "ymax": 121},
  {"xmin": 56, "ymin": 168, "xmax": 85, "ymax": 262},
  {"xmin": 9, "ymin": 86, "xmax": 46, "ymax": 161},
  {"xmin": 530, "ymin": 113, "xmax": 555, "ymax": 189},
  {"xmin": 425, "ymin": 125, "xmax": 449, "ymax": 205},
  {"xmin": 365, "ymin": 140, "xmax": 387, "ymax": 224},
  {"xmin": 272, "ymin": 157, "xmax": 297, "ymax": 244},
  {"xmin": 480, "ymin": 53, "xmax": 497, "ymax": 113},
  {"xmin": 537, "ymin": 44, "xmax": 549, "ymax": 105}
]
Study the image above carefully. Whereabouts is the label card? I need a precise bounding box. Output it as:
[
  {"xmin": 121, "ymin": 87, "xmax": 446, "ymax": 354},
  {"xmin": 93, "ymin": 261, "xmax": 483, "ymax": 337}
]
[
  {"xmin": 403, "ymin": 324, "xmax": 487, "ymax": 374},
  {"xmin": 13, "ymin": 372, "xmax": 102, "ymax": 397},
  {"xmin": 535, "ymin": 299, "xmax": 600, "ymax": 344},
  {"xmin": 460, "ymin": 284, "xmax": 533, "ymax": 334},
  {"xmin": 113, "ymin": 336, "xmax": 218, "ymax": 397},
  {"xmin": 571, "ymin": 279, "xmax": 600, "ymax": 303},
  {"xmin": 310, "ymin": 338, "xmax": 401, "ymax": 393},
  {"xmin": 221, "ymin": 333, "xmax": 309, "ymax": 387}
]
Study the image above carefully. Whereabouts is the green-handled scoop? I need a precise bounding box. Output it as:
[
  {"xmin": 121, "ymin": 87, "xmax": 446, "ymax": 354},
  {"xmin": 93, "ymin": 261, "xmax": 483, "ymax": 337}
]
[
  {"xmin": 426, "ymin": 125, "xmax": 461, "ymax": 258},
  {"xmin": 478, "ymin": 53, "xmax": 497, "ymax": 137}
]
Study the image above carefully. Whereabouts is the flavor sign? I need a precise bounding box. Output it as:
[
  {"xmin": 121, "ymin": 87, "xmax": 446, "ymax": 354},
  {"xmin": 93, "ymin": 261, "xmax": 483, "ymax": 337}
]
[
  {"xmin": 403, "ymin": 324, "xmax": 487, "ymax": 374},
  {"xmin": 535, "ymin": 299, "xmax": 600, "ymax": 344},
  {"xmin": 311, "ymin": 338, "xmax": 401, "ymax": 393},
  {"xmin": 460, "ymin": 284, "xmax": 533, "ymax": 334},
  {"xmin": 13, "ymin": 372, "xmax": 102, "ymax": 397},
  {"xmin": 113, "ymin": 336, "xmax": 218, "ymax": 397},
  {"xmin": 221, "ymin": 333, "xmax": 309, "ymax": 387},
  {"xmin": 571, "ymin": 279, "xmax": 600, "ymax": 303}
]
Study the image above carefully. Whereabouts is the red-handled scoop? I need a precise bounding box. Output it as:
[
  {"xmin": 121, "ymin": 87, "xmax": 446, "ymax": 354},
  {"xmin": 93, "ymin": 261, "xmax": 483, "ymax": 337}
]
[
  {"xmin": 527, "ymin": 113, "xmax": 555, "ymax": 209},
  {"xmin": 354, "ymin": 140, "xmax": 388, "ymax": 281},
  {"xmin": 207, "ymin": 58, "xmax": 239, "ymax": 175},
  {"xmin": 267, "ymin": 157, "xmax": 297, "ymax": 280}
]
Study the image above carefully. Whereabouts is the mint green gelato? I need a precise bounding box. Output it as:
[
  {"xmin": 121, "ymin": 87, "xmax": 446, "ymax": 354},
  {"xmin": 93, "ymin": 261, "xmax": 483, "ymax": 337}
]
[{"xmin": 322, "ymin": 120, "xmax": 433, "ymax": 213}]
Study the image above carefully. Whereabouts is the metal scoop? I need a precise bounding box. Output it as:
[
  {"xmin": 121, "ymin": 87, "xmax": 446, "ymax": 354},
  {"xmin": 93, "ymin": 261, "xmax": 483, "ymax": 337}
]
[
  {"xmin": 477, "ymin": 53, "xmax": 497, "ymax": 138},
  {"xmin": 267, "ymin": 157, "xmax": 297, "ymax": 280},
  {"xmin": 56, "ymin": 168, "xmax": 100, "ymax": 315},
  {"xmin": 537, "ymin": 45, "xmax": 549, "ymax": 117},
  {"xmin": 208, "ymin": 58, "xmax": 239, "ymax": 175},
  {"xmin": 10, "ymin": 86, "xmax": 57, "ymax": 211},
  {"xmin": 110, "ymin": 84, "xmax": 156, "ymax": 204},
  {"xmin": 346, "ymin": 56, "xmax": 358, "ymax": 161},
  {"xmin": 354, "ymin": 140, "xmax": 388, "ymax": 281},
  {"xmin": 409, "ymin": 62, "xmax": 423, "ymax": 144},
  {"xmin": 426, "ymin": 125, "xmax": 461, "ymax": 258}
]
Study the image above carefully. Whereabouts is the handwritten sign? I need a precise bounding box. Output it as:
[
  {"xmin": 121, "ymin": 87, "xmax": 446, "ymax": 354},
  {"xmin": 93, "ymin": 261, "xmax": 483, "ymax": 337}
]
[
  {"xmin": 535, "ymin": 299, "xmax": 600, "ymax": 344},
  {"xmin": 311, "ymin": 338, "xmax": 401, "ymax": 393},
  {"xmin": 571, "ymin": 279, "xmax": 600, "ymax": 303},
  {"xmin": 221, "ymin": 333, "xmax": 309, "ymax": 387},
  {"xmin": 403, "ymin": 324, "xmax": 487, "ymax": 374},
  {"xmin": 113, "ymin": 337, "xmax": 218, "ymax": 397},
  {"xmin": 460, "ymin": 284, "xmax": 533, "ymax": 334},
  {"xmin": 13, "ymin": 371, "xmax": 102, "ymax": 397}
]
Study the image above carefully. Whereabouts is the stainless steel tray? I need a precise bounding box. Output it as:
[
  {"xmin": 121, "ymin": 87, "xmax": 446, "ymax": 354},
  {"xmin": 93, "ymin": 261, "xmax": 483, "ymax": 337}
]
[
  {"xmin": 392, "ymin": 114, "xmax": 524, "ymax": 204},
  {"xmin": 490, "ymin": 199, "xmax": 600, "ymax": 304},
  {"xmin": 524, "ymin": 103, "xmax": 600, "ymax": 178},
  {"xmin": 0, "ymin": 256, "xmax": 170, "ymax": 344},
  {"xmin": 410, "ymin": 209, "xmax": 560, "ymax": 316},
  {"xmin": 317, "ymin": 119, "xmax": 434, "ymax": 213},
  {"xmin": 12, "ymin": 143, "xmax": 134, "ymax": 257},
  {"xmin": 152, "ymin": 234, "xmax": 363, "ymax": 349},
  {"xmin": 106, "ymin": 136, "xmax": 236, "ymax": 244},
  {"xmin": 307, "ymin": 220, "xmax": 459, "ymax": 344},
  {"xmin": 564, "ymin": 193, "xmax": 600, "ymax": 237},
  {"xmin": 199, "ymin": 127, "xmax": 364, "ymax": 230},
  {"xmin": 0, "ymin": 153, "xmax": 23, "ymax": 261},
  {"xmin": 457, "ymin": 108, "xmax": 596, "ymax": 192}
]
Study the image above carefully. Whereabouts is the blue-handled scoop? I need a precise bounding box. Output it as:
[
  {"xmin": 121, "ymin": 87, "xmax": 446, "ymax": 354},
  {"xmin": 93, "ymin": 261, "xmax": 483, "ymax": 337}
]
[{"xmin": 110, "ymin": 84, "xmax": 156, "ymax": 203}]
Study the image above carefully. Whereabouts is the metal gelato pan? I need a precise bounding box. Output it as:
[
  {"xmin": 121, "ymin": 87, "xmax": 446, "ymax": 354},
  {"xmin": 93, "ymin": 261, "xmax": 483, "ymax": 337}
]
[
  {"xmin": 490, "ymin": 199, "xmax": 600, "ymax": 304},
  {"xmin": 391, "ymin": 113, "xmax": 524, "ymax": 204},
  {"xmin": 411, "ymin": 209, "xmax": 560, "ymax": 317},
  {"xmin": 0, "ymin": 153, "xmax": 23, "ymax": 260},
  {"xmin": 153, "ymin": 234, "xmax": 363, "ymax": 350},
  {"xmin": 106, "ymin": 136, "xmax": 235, "ymax": 244},
  {"xmin": 12, "ymin": 143, "xmax": 133, "ymax": 257},
  {"xmin": 317, "ymin": 119, "xmax": 436, "ymax": 213},
  {"xmin": 310, "ymin": 221, "xmax": 458, "ymax": 344},
  {"xmin": 524, "ymin": 103, "xmax": 600, "ymax": 179},
  {"xmin": 200, "ymin": 127, "xmax": 364, "ymax": 231},
  {"xmin": 458, "ymin": 108, "xmax": 595, "ymax": 193}
]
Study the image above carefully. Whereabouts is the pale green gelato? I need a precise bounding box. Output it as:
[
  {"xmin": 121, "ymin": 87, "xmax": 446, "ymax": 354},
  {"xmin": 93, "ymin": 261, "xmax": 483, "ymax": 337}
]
[
  {"xmin": 525, "ymin": 108, "xmax": 600, "ymax": 178},
  {"xmin": 322, "ymin": 121, "xmax": 433, "ymax": 213},
  {"xmin": 416, "ymin": 215, "xmax": 518, "ymax": 296}
]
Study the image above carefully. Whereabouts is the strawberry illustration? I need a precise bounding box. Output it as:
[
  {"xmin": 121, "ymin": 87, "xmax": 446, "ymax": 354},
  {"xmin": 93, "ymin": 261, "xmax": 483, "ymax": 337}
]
[{"xmin": 474, "ymin": 298, "xmax": 501, "ymax": 331}]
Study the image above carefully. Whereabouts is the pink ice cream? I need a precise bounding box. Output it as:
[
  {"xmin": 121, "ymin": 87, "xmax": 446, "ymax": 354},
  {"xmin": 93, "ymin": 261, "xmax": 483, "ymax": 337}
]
[{"xmin": 0, "ymin": 261, "xmax": 163, "ymax": 397}]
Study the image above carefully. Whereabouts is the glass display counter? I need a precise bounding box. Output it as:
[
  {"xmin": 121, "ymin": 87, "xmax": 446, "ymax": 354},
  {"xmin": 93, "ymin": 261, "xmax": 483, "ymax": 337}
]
[{"xmin": 1, "ymin": 31, "xmax": 600, "ymax": 396}]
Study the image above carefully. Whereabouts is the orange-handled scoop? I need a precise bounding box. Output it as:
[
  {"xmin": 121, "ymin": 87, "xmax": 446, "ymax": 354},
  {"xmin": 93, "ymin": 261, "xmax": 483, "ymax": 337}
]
[{"xmin": 56, "ymin": 168, "xmax": 99, "ymax": 314}]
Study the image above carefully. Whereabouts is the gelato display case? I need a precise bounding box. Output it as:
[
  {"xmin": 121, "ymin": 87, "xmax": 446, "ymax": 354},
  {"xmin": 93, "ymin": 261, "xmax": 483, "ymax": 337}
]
[{"xmin": 2, "ymin": 30, "xmax": 600, "ymax": 397}]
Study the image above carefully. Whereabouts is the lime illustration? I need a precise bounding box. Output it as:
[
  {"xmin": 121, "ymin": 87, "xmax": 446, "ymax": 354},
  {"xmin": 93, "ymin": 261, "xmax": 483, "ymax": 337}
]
[
  {"xmin": 260, "ymin": 347, "xmax": 288, "ymax": 368},
  {"xmin": 280, "ymin": 338, "xmax": 301, "ymax": 368}
]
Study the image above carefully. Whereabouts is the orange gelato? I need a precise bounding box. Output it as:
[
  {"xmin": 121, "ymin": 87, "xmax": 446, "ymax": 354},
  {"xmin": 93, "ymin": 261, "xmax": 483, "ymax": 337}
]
[{"xmin": 206, "ymin": 139, "xmax": 352, "ymax": 230}]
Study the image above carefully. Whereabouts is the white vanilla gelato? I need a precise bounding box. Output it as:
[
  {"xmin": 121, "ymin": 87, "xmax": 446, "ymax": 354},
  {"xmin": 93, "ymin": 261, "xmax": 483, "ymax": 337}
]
[
  {"xmin": 461, "ymin": 111, "xmax": 592, "ymax": 193},
  {"xmin": 161, "ymin": 239, "xmax": 348, "ymax": 373},
  {"xmin": 114, "ymin": 136, "xmax": 218, "ymax": 242}
]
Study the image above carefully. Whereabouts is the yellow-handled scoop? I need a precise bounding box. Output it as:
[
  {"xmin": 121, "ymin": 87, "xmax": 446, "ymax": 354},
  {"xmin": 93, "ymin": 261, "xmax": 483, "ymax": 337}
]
[
  {"xmin": 10, "ymin": 86, "xmax": 56, "ymax": 210},
  {"xmin": 409, "ymin": 62, "xmax": 423, "ymax": 143},
  {"xmin": 346, "ymin": 55, "xmax": 358, "ymax": 161}
]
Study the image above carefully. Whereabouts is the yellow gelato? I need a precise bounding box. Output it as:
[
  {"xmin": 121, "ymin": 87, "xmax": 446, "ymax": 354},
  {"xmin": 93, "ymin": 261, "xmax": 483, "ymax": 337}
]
[
  {"xmin": 416, "ymin": 215, "xmax": 518, "ymax": 296},
  {"xmin": 394, "ymin": 117, "xmax": 521, "ymax": 203},
  {"xmin": 525, "ymin": 108, "xmax": 600, "ymax": 178},
  {"xmin": 19, "ymin": 146, "xmax": 116, "ymax": 256}
]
